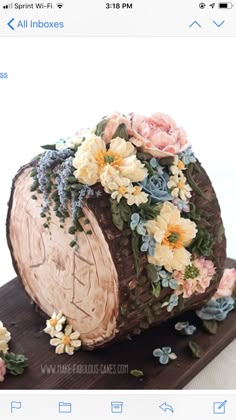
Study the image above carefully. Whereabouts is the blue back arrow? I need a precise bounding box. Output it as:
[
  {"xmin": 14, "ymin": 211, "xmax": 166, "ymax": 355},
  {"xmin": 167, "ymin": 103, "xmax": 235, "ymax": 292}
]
[
  {"xmin": 159, "ymin": 402, "xmax": 174, "ymax": 413},
  {"xmin": 8, "ymin": 18, "xmax": 15, "ymax": 30}
]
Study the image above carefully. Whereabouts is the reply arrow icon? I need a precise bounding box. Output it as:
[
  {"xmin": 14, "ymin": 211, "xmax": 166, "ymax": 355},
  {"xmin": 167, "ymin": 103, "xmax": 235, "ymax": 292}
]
[{"xmin": 159, "ymin": 402, "xmax": 174, "ymax": 413}]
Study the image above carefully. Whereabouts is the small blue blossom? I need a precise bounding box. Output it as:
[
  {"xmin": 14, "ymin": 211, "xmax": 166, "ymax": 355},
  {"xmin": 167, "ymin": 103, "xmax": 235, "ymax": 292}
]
[
  {"xmin": 153, "ymin": 347, "xmax": 177, "ymax": 365},
  {"xmin": 95, "ymin": 190, "xmax": 102, "ymax": 198},
  {"xmin": 161, "ymin": 277, "xmax": 178, "ymax": 290},
  {"xmin": 130, "ymin": 213, "xmax": 146, "ymax": 235},
  {"xmin": 162, "ymin": 294, "xmax": 179, "ymax": 312},
  {"xmin": 151, "ymin": 268, "xmax": 177, "ymax": 290},
  {"xmin": 179, "ymin": 147, "xmax": 197, "ymax": 165},
  {"xmin": 71, "ymin": 185, "xmax": 94, "ymax": 224},
  {"xmin": 140, "ymin": 235, "xmax": 156, "ymax": 256},
  {"xmin": 141, "ymin": 173, "xmax": 172, "ymax": 203},
  {"xmin": 37, "ymin": 149, "xmax": 74, "ymax": 204},
  {"xmin": 149, "ymin": 158, "xmax": 164, "ymax": 175},
  {"xmin": 172, "ymin": 198, "xmax": 190, "ymax": 213},
  {"xmin": 175, "ymin": 322, "xmax": 196, "ymax": 336},
  {"xmin": 196, "ymin": 296, "xmax": 235, "ymax": 322}
]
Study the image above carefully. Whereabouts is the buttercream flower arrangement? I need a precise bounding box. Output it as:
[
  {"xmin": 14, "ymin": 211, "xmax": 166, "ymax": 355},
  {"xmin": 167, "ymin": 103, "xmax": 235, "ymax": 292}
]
[
  {"xmin": 0, "ymin": 321, "xmax": 28, "ymax": 382},
  {"xmin": 30, "ymin": 111, "xmax": 221, "ymax": 318},
  {"xmin": 44, "ymin": 311, "xmax": 81, "ymax": 355}
]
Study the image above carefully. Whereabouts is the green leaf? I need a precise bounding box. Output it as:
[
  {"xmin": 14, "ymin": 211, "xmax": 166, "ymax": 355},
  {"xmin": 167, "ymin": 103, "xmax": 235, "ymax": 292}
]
[
  {"xmin": 1, "ymin": 352, "xmax": 28, "ymax": 376},
  {"xmin": 131, "ymin": 231, "xmax": 141, "ymax": 275},
  {"xmin": 190, "ymin": 228, "xmax": 214, "ymax": 257},
  {"xmin": 130, "ymin": 369, "xmax": 144, "ymax": 378},
  {"xmin": 152, "ymin": 282, "xmax": 161, "ymax": 298},
  {"xmin": 188, "ymin": 341, "xmax": 204, "ymax": 359},
  {"xmin": 68, "ymin": 226, "xmax": 77, "ymax": 235},
  {"xmin": 146, "ymin": 264, "xmax": 158, "ymax": 282},
  {"xmin": 110, "ymin": 199, "xmax": 124, "ymax": 231},
  {"xmin": 67, "ymin": 176, "xmax": 78, "ymax": 184},
  {"xmin": 30, "ymin": 180, "xmax": 39, "ymax": 192},
  {"xmin": 202, "ymin": 319, "xmax": 218, "ymax": 335},
  {"xmin": 94, "ymin": 118, "xmax": 108, "ymax": 136},
  {"xmin": 143, "ymin": 161, "xmax": 156, "ymax": 176},
  {"xmin": 30, "ymin": 168, "xmax": 37, "ymax": 177},
  {"xmin": 119, "ymin": 199, "xmax": 132, "ymax": 222},
  {"xmin": 216, "ymin": 223, "xmax": 225, "ymax": 244},
  {"xmin": 112, "ymin": 123, "xmax": 129, "ymax": 141},
  {"xmin": 41, "ymin": 144, "xmax": 56, "ymax": 150}
]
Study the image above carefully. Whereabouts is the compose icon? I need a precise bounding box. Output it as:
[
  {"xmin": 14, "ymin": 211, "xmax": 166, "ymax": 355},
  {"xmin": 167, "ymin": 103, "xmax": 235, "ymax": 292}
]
[
  {"xmin": 58, "ymin": 402, "xmax": 72, "ymax": 414},
  {"xmin": 213, "ymin": 400, "xmax": 227, "ymax": 414}
]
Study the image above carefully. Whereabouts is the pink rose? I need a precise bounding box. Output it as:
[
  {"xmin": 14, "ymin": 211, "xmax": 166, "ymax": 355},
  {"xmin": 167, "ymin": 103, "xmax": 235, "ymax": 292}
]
[
  {"xmin": 102, "ymin": 112, "xmax": 131, "ymax": 144},
  {"xmin": 214, "ymin": 268, "xmax": 236, "ymax": 299},
  {"xmin": 0, "ymin": 358, "xmax": 6, "ymax": 382},
  {"xmin": 128, "ymin": 113, "xmax": 190, "ymax": 158}
]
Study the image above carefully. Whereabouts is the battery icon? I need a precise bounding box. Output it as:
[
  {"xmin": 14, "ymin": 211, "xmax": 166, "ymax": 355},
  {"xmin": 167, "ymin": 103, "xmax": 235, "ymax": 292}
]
[{"xmin": 219, "ymin": 2, "xmax": 234, "ymax": 7}]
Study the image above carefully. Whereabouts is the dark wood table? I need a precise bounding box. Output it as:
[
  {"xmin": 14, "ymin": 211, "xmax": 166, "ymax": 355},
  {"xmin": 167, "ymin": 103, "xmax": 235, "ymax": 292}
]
[{"xmin": 0, "ymin": 258, "xmax": 236, "ymax": 390}]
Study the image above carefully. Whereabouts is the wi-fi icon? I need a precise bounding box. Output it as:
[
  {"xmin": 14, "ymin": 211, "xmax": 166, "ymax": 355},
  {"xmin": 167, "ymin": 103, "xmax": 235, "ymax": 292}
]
[{"xmin": 56, "ymin": 2, "xmax": 64, "ymax": 8}]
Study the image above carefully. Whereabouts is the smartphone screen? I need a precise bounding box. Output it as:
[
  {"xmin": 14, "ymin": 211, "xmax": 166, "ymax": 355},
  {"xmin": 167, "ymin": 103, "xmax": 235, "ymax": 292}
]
[{"xmin": 0, "ymin": 0, "xmax": 236, "ymax": 417}]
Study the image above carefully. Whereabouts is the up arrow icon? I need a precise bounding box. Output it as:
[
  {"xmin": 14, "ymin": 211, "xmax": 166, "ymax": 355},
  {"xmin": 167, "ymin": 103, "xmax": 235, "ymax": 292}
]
[{"xmin": 189, "ymin": 21, "xmax": 202, "ymax": 28}]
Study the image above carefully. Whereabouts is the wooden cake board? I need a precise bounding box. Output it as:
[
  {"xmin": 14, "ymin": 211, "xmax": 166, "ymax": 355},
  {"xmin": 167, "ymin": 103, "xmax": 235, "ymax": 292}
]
[{"xmin": 0, "ymin": 258, "xmax": 236, "ymax": 390}]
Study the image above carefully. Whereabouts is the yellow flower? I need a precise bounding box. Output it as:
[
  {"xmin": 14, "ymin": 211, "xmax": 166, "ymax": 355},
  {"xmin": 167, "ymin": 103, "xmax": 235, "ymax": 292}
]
[
  {"xmin": 146, "ymin": 202, "xmax": 197, "ymax": 272},
  {"xmin": 44, "ymin": 311, "xmax": 66, "ymax": 338},
  {"xmin": 50, "ymin": 325, "xmax": 81, "ymax": 355},
  {"xmin": 73, "ymin": 135, "xmax": 147, "ymax": 185},
  {"xmin": 126, "ymin": 186, "xmax": 149, "ymax": 206},
  {"xmin": 167, "ymin": 173, "xmax": 192, "ymax": 201},
  {"xmin": 0, "ymin": 321, "xmax": 11, "ymax": 354}
]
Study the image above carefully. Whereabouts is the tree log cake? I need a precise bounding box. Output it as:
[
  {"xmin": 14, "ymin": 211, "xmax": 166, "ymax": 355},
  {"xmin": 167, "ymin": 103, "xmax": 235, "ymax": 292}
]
[{"xmin": 6, "ymin": 112, "xmax": 226, "ymax": 350}]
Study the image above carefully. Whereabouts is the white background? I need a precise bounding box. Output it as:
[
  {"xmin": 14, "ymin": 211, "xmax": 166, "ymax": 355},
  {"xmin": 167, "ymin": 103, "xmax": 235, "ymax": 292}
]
[{"xmin": 0, "ymin": 37, "xmax": 236, "ymax": 285}]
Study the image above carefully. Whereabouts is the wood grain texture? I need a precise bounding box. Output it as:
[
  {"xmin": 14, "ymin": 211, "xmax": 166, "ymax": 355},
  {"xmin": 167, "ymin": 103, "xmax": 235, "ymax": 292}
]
[
  {"xmin": 7, "ymin": 167, "xmax": 119, "ymax": 348},
  {"xmin": 0, "ymin": 258, "xmax": 235, "ymax": 390},
  {"xmin": 6, "ymin": 160, "xmax": 226, "ymax": 349}
]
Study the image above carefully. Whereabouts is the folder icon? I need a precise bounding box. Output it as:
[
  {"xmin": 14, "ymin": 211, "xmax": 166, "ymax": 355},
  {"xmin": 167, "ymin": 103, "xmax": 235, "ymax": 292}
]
[{"xmin": 59, "ymin": 402, "xmax": 72, "ymax": 413}]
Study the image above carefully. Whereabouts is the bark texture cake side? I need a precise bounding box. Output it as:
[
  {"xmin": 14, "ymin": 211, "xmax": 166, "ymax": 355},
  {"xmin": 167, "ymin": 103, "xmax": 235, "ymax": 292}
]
[{"xmin": 6, "ymin": 112, "xmax": 226, "ymax": 349}]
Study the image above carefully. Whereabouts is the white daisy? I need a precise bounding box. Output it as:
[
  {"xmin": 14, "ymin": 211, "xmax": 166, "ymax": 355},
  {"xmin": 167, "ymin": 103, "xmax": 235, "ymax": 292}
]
[
  {"xmin": 44, "ymin": 311, "xmax": 66, "ymax": 338},
  {"xmin": 50, "ymin": 325, "xmax": 81, "ymax": 355},
  {"xmin": 167, "ymin": 173, "xmax": 192, "ymax": 201}
]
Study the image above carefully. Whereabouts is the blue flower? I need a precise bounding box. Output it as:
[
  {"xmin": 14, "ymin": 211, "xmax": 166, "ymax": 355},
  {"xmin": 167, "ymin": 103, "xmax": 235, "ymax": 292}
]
[
  {"xmin": 196, "ymin": 296, "xmax": 235, "ymax": 322},
  {"xmin": 161, "ymin": 276, "xmax": 178, "ymax": 290},
  {"xmin": 179, "ymin": 148, "xmax": 197, "ymax": 165},
  {"xmin": 150, "ymin": 267, "xmax": 178, "ymax": 290},
  {"xmin": 130, "ymin": 213, "xmax": 146, "ymax": 236},
  {"xmin": 141, "ymin": 173, "xmax": 172, "ymax": 203},
  {"xmin": 175, "ymin": 322, "xmax": 196, "ymax": 336},
  {"xmin": 153, "ymin": 347, "xmax": 177, "ymax": 365},
  {"xmin": 140, "ymin": 235, "xmax": 156, "ymax": 256},
  {"xmin": 162, "ymin": 294, "xmax": 179, "ymax": 312},
  {"xmin": 172, "ymin": 198, "xmax": 190, "ymax": 213},
  {"xmin": 149, "ymin": 158, "xmax": 165, "ymax": 175}
]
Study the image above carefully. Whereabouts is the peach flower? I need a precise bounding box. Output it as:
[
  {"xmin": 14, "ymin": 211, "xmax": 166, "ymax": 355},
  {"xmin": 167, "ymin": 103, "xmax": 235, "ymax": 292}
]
[
  {"xmin": 129, "ymin": 113, "xmax": 190, "ymax": 158},
  {"xmin": 174, "ymin": 257, "xmax": 216, "ymax": 298},
  {"xmin": 214, "ymin": 268, "xmax": 236, "ymax": 299},
  {"xmin": 102, "ymin": 112, "xmax": 131, "ymax": 143},
  {"xmin": 0, "ymin": 358, "xmax": 6, "ymax": 382}
]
